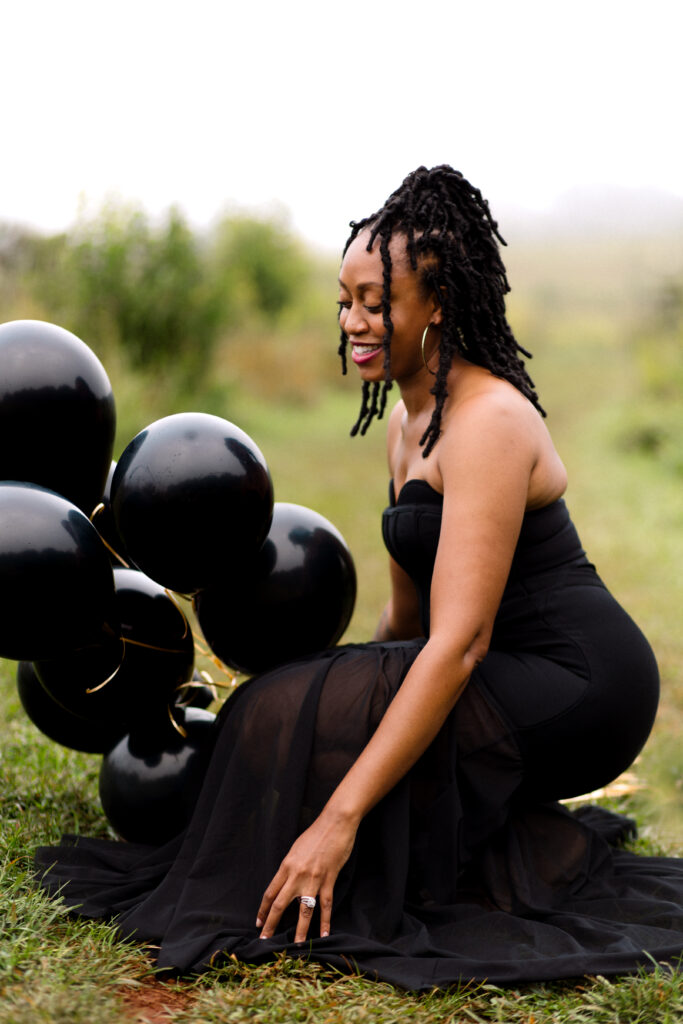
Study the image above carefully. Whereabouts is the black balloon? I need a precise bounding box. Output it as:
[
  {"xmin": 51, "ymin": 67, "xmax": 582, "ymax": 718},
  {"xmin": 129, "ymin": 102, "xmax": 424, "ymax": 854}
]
[
  {"xmin": 111, "ymin": 412, "xmax": 273, "ymax": 594},
  {"xmin": 16, "ymin": 661, "xmax": 126, "ymax": 754},
  {"xmin": 114, "ymin": 566, "xmax": 196, "ymax": 716},
  {"xmin": 99, "ymin": 707, "xmax": 217, "ymax": 844},
  {"xmin": 195, "ymin": 502, "xmax": 356, "ymax": 674},
  {"xmin": 0, "ymin": 320, "xmax": 115, "ymax": 515},
  {"xmin": 35, "ymin": 567, "xmax": 195, "ymax": 726},
  {"xmin": 33, "ymin": 635, "xmax": 124, "ymax": 718},
  {"xmin": 0, "ymin": 482, "xmax": 119, "ymax": 661}
]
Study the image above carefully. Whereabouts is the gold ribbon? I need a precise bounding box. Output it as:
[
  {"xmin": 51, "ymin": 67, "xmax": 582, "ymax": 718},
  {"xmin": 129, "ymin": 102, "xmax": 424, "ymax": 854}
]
[
  {"xmin": 86, "ymin": 661, "xmax": 122, "ymax": 694},
  {"xmin": 89, "ymin": 503, "xmax": 131, "ymax": 568},
  {"xmin": 122, "ymin": 636, "xmax": 190, "ymax": 656},
  {"xmin": 167, "ymin": 704, "xmax": 188, "ymax": 738}
]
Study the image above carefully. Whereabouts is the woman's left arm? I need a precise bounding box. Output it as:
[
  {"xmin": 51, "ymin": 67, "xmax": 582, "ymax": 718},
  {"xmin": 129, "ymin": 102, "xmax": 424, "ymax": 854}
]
[{"xmin": 256, "ymin": 396, "xmax": 537, "ymax": 941}]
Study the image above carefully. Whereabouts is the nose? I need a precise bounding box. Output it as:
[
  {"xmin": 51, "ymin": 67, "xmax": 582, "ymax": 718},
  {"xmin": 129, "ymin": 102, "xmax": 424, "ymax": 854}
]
[{"xmin": 342, "ymin": 302, "xmax": 369, "ymax": 337}]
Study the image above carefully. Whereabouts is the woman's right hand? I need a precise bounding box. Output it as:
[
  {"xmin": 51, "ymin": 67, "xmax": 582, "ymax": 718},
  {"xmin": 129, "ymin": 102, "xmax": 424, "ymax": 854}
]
[{"xmin": 256, "ymin": 807, "xmax": 359, "ymax": 942}]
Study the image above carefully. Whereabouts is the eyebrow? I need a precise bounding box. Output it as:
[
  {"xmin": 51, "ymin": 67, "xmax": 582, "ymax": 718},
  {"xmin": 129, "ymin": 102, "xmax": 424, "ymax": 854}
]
[{"xmin": 337, "ymin": 278, "xmax": 384, "ymax": 291}]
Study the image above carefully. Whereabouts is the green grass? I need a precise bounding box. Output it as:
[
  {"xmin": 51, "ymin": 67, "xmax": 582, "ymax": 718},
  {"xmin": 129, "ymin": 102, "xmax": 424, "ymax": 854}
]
[
  {"xmin": 0, "ymin": 678, "xmax": 153, "ymax": 1022},
  {"xmin": 1, "ymin": 244, "xmax": 683, "ymax": 1018}
]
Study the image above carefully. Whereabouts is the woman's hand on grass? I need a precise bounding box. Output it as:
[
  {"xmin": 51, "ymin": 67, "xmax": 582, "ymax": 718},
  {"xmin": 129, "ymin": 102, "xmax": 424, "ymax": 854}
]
[{"xmin": 256, "ymin": 811, "xmax": 358, "ymax": 942}]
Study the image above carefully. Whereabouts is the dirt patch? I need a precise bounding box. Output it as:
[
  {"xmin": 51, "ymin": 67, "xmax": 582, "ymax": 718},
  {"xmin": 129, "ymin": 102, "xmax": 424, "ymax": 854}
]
[{"xmin": 119, "ymin": 979, "xmax": 195, "ymax": 1023}]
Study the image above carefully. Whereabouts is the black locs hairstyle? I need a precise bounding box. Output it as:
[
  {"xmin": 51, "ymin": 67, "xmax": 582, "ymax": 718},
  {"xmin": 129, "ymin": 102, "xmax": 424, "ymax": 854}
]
[{"xmin": 338, "ymin": 165, "xmax": 545, "ymax": 457}]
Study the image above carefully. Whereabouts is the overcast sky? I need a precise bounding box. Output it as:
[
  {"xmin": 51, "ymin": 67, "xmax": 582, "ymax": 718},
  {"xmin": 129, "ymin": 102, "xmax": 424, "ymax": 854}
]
[{"xmin": 2, "ymin": 0, "xmax": 681, "ymax": 249}]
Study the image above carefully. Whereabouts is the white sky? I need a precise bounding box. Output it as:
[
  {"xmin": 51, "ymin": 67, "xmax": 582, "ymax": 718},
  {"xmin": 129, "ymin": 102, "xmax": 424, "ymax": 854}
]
[{"xmin": 1, "ymin": 0, "xmax": 681, "ymax": 249}]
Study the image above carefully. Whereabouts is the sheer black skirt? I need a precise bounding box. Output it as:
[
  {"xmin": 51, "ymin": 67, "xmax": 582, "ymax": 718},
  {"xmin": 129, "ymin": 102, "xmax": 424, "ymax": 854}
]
[{"xmin": 36, "ymin": 627, "xmax": 683, "ymax": 990}]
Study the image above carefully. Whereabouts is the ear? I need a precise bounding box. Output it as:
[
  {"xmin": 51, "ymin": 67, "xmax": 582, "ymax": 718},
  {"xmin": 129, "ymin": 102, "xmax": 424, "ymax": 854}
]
[{"xmin": 430, "ymin": 290, "xmax": 445, "ymax": 326}]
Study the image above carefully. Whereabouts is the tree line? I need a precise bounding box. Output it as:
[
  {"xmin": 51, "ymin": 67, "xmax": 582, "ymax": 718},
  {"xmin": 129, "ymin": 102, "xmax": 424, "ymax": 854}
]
[{"xmin": 0, "ymin": 202, "xmax": 314, "ymax": 384}]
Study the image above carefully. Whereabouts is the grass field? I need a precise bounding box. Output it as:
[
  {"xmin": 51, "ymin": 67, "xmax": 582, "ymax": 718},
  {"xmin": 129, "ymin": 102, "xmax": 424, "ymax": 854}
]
[{"xmin": 1, "ymin": 238, "xmax": 682, "ymax": 1021}]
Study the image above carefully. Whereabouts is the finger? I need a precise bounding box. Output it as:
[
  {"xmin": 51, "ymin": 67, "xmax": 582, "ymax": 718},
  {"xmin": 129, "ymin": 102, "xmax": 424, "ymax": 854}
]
[
  {"xmin": 255, "ymin": 870, "xmax": 286, "ymax": 931},
  {"xmin": 319, "ymin": 886, "xmax": 333, "ymax": 939},
  {"xmin": 259, "ymin": 889, "xmax": 293, "ymax": 939},
  {"xmin": 294, "ymin": 895, "xmax": 317, "ymax": 944}
]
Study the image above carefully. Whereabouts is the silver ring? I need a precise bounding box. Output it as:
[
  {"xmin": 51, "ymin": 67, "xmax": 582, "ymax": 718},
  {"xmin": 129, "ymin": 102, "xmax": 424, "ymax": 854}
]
[{"xmin": 298, "ymin": 895, "xmax": 316, "ymax": 909}]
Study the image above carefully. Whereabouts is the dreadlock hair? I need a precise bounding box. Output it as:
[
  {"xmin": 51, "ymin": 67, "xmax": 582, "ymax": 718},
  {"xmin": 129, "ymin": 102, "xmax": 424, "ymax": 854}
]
[{"xmin": 338, "ymin": 165, "xmax": 545, "ymax": 457}]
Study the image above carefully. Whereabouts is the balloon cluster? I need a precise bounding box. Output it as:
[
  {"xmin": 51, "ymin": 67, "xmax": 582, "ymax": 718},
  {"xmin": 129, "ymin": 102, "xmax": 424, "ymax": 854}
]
[{"xmin": 1, "ymin": 319, "xmax": 356, "ymax": 844}]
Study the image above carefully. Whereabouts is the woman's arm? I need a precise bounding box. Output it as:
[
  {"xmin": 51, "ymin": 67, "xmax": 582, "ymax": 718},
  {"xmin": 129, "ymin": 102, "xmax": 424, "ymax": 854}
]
[
  {"xmin": 256, "ymin": 393, "xmax": 538, "ymax": 942},
  {"xmin": 374, "ymin": 556, "xmax": 423, "ymax": 640}
]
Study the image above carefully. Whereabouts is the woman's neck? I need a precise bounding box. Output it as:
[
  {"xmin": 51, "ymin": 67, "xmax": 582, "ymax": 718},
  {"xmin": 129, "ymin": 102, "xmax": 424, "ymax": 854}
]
[
  {"xmin": 397, "ymin": 372, "xmax": 437, "ymax": 418},
  {"xmin": 396, "ymin": 355, "xmax": 466, "ymax": 418}
]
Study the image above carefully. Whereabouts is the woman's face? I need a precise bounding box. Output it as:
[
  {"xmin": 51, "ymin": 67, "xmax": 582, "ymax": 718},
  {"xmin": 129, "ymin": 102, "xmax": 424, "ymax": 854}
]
[{"xmin": 337, "ymin": 230, "xmax": 441, "ymax": 384}]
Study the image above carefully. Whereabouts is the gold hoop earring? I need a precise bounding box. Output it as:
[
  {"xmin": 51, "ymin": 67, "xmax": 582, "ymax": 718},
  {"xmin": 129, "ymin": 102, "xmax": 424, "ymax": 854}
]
[{"xmin": 421, "ymin": 324, "xmax": 437, "ymax": 375}]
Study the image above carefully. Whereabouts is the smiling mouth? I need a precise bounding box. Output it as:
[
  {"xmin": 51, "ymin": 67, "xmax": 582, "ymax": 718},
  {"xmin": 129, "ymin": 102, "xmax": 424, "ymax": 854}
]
[{"xmin": 351, "ymin": 344, "xmax": 383, "ymax": 365}]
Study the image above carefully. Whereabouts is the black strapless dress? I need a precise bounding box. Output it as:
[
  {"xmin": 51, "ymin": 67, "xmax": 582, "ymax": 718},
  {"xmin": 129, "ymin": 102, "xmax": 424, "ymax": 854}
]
[{"xmin": 36, "ymin": 484, "xmax": 683, "ymax": 990}]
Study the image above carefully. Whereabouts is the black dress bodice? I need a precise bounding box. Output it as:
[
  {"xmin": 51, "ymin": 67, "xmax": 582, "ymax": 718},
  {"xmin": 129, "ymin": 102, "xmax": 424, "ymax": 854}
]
[{"xmin": 382, "ymin": 478, "xmax": 592, "ymax": 637}]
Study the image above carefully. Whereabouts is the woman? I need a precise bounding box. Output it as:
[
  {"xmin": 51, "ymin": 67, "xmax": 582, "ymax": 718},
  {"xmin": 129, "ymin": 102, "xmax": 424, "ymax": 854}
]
[{"xmin": 38, "ymin": 166, "xmax": 683, "ymax": 989}]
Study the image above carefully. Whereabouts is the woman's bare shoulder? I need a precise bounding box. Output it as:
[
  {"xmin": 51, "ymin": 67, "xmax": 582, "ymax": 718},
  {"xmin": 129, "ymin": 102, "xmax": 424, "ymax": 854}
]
[
  {"xmin": 439, "ymin": 371, "xmax": 566, "ymax": 505},
  {"xmin": 440, "ymin": 371, "xmax": 536, "ymax": 441}
]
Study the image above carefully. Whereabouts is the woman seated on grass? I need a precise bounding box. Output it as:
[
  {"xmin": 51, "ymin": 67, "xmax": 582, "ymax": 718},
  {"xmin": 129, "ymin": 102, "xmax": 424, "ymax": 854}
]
[{"xmin": 38, "ymin": 165, "xmax": 683, "ymax": 990}]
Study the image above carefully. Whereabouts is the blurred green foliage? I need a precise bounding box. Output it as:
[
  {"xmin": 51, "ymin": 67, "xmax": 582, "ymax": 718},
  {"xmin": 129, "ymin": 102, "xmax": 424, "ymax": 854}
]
[
  {"xmin": 211, "ymin": 213, "xmax": 309, "ymax": 321},
  {"xmin": 615, "ymin": 278, "xmax": 683, "ymax": 476},
  {"xmin": 67, "ymin": 203, "xmax": 222, "ymax": 380},
  {"xmin": 632, "ymin": 279, "xmax": 683, "ymax": 399},
  {"xmin": 0, "ymin": 200, "xmax": 316, "ymax": 389},
  {"xmin": 0, "ymin": 203, "xmax": 681, "ymax": 473}
]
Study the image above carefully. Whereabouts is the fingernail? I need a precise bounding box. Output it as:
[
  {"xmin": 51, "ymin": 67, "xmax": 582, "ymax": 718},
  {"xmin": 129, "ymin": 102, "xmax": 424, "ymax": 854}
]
[
  {"xmin": 255, "ymin": 918, "xmax": 262, "ymax": 928},
  {"xmin": 259, "ymin": 934, "xmax": 267, "ymax": 940},
  {"xmin": 321, "ymin": 930, "xmax": 329, "ymax": 938}
]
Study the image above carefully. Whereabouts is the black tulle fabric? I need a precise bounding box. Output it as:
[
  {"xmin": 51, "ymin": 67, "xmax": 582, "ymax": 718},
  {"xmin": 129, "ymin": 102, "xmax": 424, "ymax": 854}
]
[{"xmin": 36, "ymin": 481, "xmax": 683, "ymax": 989}]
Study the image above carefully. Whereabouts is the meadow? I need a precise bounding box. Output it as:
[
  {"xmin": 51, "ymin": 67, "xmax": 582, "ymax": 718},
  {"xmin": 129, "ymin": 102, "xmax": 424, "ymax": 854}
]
[{"xmin": 0, "ymin": 216, "xmax": 682, "ymax": 1021}]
